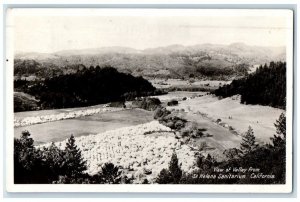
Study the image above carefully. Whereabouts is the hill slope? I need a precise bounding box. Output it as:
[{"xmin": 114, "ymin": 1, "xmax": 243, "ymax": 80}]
[{"xmin": 14, "ymin": 92, "xmax": 39, "ymax": 112}]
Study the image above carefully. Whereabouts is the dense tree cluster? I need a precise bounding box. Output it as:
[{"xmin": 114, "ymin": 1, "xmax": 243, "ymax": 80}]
[
  {"xmin": 214, "ymin": 61, "xmax": 286, "ymax": 109},
  {"xmin": 15, "ymin": 66, "xmax": 161, "ymax": 110}
]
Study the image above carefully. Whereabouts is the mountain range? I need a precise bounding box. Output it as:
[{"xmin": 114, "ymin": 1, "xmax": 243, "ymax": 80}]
[{"xmin": 14, "ymin": 43, "xmax": 286, "ymax": 80}]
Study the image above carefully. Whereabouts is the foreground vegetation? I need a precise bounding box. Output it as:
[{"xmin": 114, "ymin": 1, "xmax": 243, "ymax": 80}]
[
  {"xmin": 14, "ymin": 113, "xmax": 285, "ymax": 184},
  {"xmin": 14, "ymin": 132, "xmax": 128, "ymax": 184},
  {"xmin": 214, "ymin": 61, "xmax": 286, "ymax": 109}
]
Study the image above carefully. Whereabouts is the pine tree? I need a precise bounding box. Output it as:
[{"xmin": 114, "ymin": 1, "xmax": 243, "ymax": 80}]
[
  {"xmin": 270, "ymin": 113, "xmax": 286, "ymax": 150},
  {"xmin": 43, "ymin": 142, "xmax": 65, "ymax": 177},
  {"xmin": 156, "ymin": 152, "xmax": 183, "ymax": 184},
  {"xmin": 269, "ymin": 113, "xmax": 286, "ymax": 183},
  {"xmin": 169, "ymin": 152, "xmax": 182, "ymax": 184},
  {"xmin": 275, "ymin": 113, "xmax": 286, "ymax": 138},
  {"xmin": 62, "ymin": 135, "xmax": 87, "ymax": 177},
  {"xmin": 240, "ymin": 126, "xmax": 258, "ymax": 155}
]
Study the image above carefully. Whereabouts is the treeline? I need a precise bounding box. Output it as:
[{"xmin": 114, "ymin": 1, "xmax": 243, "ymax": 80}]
[
  {"xmin": 15, "ymin": 66, "xmax": 164, "ymax": 110},
  {"xmin": 214, "ymin": 62, "xmax": 286, "ymax": 109}
]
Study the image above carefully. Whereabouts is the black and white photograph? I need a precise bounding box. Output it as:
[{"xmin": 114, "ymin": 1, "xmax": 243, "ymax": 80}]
[{"xmin": 5, "ymin": 8, "xmax": 293, "ymax": 192}]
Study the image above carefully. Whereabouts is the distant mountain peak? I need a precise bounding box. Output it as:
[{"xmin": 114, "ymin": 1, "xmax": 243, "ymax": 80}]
[{"xmin": 229, "ymin": 42, "xmax": 248, "ymax": 48}]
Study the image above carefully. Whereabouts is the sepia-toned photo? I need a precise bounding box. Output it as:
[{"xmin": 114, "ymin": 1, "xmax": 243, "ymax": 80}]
[{"xmin": 6, "ymin": 8, "xmax": 293, "ymax": 193}]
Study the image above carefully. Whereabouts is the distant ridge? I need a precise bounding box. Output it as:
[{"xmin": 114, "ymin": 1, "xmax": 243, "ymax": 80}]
[{"xmin": 15, "ymin": 43, "xmax": 286, "ymax": 80}]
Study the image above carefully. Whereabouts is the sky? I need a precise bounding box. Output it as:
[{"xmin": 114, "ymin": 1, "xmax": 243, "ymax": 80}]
[{"xmin": 11, "ymin": 9, "xmax": 292, "ymax": 53}]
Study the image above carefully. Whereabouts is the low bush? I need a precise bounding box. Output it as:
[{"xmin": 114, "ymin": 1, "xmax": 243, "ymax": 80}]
[
  {"xmin": 154, "ymin": 107, "xmax": 187, "ymax": 130},
  {"xmin": 159, "ymin": 115, "xmax": 187, "ymax": 130},
  {"xmin": 132, "ymin": 97, "xmax": 161, "ymax": 111},
  {"xmin": 154, "ymin": 107, "xmax": 171, "ymax": 120},
  {"xmin": 167, "ymin": 99, "xmax": 179, "ymax": 106},
  {"xmin": 181, "ymin": 123, "xmax": 207, "ymax": 138}
]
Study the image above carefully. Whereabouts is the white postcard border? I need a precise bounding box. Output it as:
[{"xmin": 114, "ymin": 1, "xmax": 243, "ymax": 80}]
[{"xmin": 5, "ymin": 8, "xmax": 294, "ymax": 193}]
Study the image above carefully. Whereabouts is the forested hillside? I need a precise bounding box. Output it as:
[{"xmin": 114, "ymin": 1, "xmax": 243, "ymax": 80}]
[
  {"xmin": 214, "ymin": 62, "xmax": 286, "ymax": 109},
  {"xmin": 14, "ymin": 66, "xmax": 162, "ymax": 110}
]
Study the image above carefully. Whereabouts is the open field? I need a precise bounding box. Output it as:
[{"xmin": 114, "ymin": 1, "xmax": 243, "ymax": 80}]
[
  {"xmin": 15, "ymin": 109, "xmax": 153, "ymax": 144},
  {"xmin": 165, "ymin": 94, "xmax": 284, "ymax": 144}
]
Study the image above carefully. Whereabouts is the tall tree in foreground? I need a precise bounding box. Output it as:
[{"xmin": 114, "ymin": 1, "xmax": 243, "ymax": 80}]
[
  {"xmin": 240, "ymin": 126, "xmax": 258, "ymax": 156},
  {"xmin": 271, "ymin": 112, "xmax": 286, "ymax": 148},
  {"xmin": 169, "ymin": 153, "xmax": 183, "ymax": 183},
  {"xmin": 156, "ymin": 152, "xmax": 182, "ymax": 184},
  {"xmin": 62, "ymin": 135, "xmax": 87, "ymax": 178},
  {"xmin": 268, "ymin": 113, "xmax": 286, "ymax": 183}
]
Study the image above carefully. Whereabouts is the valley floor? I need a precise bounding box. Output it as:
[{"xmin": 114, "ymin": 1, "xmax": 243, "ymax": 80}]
[{"xmin": 14, "ymin": 91, "xmax": 284, "ymax": 182}]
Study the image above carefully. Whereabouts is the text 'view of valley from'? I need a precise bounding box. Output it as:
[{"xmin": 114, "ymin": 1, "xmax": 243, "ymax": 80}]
[{"xmin": 12, "ymin": 9, "xmax": 289, "ymax": 186}]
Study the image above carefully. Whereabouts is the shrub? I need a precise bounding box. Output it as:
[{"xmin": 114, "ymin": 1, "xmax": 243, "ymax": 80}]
[
  {"xmin": 92, "ymin": 163, "xmax": 122, "ymax": 184},
  {"xmin": 133, "ymin": 97, "xmax": 161, "ymax": 111},
  {"xmin": 223, "ymin": 148, "xmax": 242, "ymax": 160},
  {"xmin": 154, "ymin": 107, "xmax": 171, "ymax": 120},
  {"xmin": 196, "ymin": 154, "xmax": 216, "ymax": 171},
  {"xmin": 180, "ymin": 123, "xmax": 207, "ymax": 138},
  {"xmin": 155, "ymin": 169, "xmax": 172, "ymax": 184},
  {"xmin": 154, "ymin": 107, "xmax": 187, "ymax": 130},
  {"xmin": 167, "ymin": 99, "xmax": 179, "ymax": 106},
  {"xmin": 159, "ymin": 115, "xmax": 187, "ymax": 130}
]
